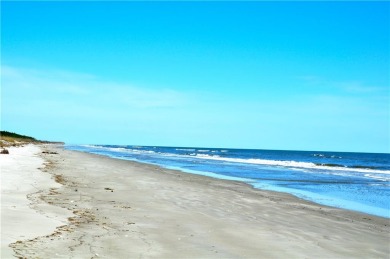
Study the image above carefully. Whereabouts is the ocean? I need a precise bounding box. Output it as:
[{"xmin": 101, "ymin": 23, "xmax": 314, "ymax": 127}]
[{"xmin": 65, "ymin": 145, "xmax": 390, "ymax": 218}]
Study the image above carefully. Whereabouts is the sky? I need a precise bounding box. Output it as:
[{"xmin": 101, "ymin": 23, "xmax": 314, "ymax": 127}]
[{"xmin": 1, "ymin": 1, "xmax": 389, "ymax": 153}]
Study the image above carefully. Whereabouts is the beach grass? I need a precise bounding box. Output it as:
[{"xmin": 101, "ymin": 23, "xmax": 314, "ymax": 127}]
[
  {"xmin": 0, "ymin": 131, "xmax": 63, "ymax": 148},
  {"xmin": 0, "ymin": 131, "xmax": 38, "ymax": 147}
]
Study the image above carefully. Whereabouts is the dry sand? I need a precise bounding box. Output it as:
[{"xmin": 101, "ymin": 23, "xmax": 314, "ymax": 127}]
[
  {"xmin": 1, "ymin": 144, "xmax": 389, "ymax": 258},
  {"xmin": 0, "ymin": 145, "xmax": 72, "ymax": 258}
]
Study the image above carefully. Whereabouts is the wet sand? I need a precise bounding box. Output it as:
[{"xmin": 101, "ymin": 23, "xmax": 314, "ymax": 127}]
[{"xmin": 1, "ymin": 144, "xmax": 389, "ymax": 258}]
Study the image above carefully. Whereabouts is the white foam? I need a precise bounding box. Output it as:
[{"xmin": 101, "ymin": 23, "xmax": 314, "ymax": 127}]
[
  {"xmin": 76, "ymin": 145, "xmax": 390, "ymax": 180},
  {"xmin": 364, "ymin": 174, "xmax": 389, "ymax": 181},
  {"xmin": 80, "ymin": 144, "xmax": 103, "ymax": 149},
  {"xmin": 191, "ymin": 154, "xmax": 390, "ymax": 176},
  {"xmin": 196, "ymin": 154, "xmax": 220, "ymax": 158}
]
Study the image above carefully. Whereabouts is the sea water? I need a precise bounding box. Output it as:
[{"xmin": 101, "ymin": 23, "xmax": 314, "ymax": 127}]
[{"xmin": 65, "ymin": 145, "xmax": 390, "ymax": 218}]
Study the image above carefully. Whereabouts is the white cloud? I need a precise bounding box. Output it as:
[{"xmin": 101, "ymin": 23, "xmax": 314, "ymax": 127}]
[
  {"xmin": 335, "ymin": 81, "xmax": 388, "ymax": 94},
  {"xmin": 1, "ymin": 65, "xmax": 189, "ymax": 113},
  {"xmin": 1, "ymin": 64, "xmax": 195, "ymax": 141},
  {"xmin": 297, "ymin": 74, "xmax": 389, "ymax": 95},
  {"xmin": 2, "ymin": 65, "xmax": 388, "ymax": 151}
]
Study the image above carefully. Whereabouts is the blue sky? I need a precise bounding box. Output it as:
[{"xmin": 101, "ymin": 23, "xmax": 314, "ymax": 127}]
[{"xmin": 1, "ymin": 1, "xmax": 389, "ymax": 152}]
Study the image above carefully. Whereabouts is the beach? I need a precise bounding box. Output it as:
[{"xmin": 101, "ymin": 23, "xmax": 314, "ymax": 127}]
[{"xmin": 1, "ymin": 144, "xmax": 389, "ymax": 258}]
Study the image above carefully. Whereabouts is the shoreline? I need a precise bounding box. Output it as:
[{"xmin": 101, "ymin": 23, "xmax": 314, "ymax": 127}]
[
  {"xmin": 71, "ymin": 147, "xmax": 389, "ymax": 220},
  {"xmin": 67, "ymin": 144, "xmax": 390, "ymax": 219},
  {"xmin": 2, "ymin": 144, "xmax": 390, "ymax": 258}
]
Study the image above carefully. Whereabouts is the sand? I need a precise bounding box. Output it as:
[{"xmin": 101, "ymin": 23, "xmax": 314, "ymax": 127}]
[
  {"xmin": 0, "ymin": 145, "xmax": 72, "ymax": 258},
  {"xmin": 1, "ymin": 144, "xmax": 389, "ymax": 258}
]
